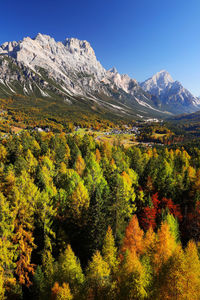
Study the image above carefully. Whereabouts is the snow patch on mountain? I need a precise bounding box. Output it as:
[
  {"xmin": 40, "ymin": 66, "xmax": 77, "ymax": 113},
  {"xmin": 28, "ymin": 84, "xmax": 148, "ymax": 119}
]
[
  {"xmin": 6, "ymin": 82, "xmax": 15, "ymax": 93},
  {"xmin": 135, "ymin": 97, "xmax": 162, "ymax": 112}
]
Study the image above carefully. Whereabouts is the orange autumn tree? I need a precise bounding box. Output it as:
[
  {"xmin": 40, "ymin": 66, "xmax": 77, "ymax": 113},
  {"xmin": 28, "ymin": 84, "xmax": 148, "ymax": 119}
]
[
  {"xmin": 143, "ymin": 226, "xmax": 156, "ymax": 257},
  {"xmin": 51, "ymin": 282, "xmax": 60, "ymax": 300},
  {"xmin": 95, "ymin": 148, "xmax": 101, "ymax": 163},
  {"xmin": 74, "ymin": 155, "xmax": 86, "ymax": 176},
  {"xmin": 13, "ymin": 225, "xmax": 36, "ymax": 286},
  {"xmin": 121, "ymin": 215, "xmax": 144, "ymax": 257}
]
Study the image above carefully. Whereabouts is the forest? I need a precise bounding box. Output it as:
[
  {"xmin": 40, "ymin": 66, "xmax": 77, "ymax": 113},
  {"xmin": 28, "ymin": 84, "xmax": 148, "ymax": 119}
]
[{"xmin": 0, "ymin": 130, "xmax": 200, "ymax": 299}]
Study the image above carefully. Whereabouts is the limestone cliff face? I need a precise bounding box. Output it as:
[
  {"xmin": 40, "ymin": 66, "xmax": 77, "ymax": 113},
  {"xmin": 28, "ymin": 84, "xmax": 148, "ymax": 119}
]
[{"xmin": 0, "ymin": 34, "xmax": 107, "ymax": 95}]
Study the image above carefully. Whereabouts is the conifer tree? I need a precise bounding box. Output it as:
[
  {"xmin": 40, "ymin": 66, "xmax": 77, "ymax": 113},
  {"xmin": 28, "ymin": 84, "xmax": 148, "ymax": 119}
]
[
  {"xmin": 41, "ymin": 248, "xmax": 55, "ymax": 298},
  {"xmin": 84, "ymin": 153, "xmax": 104, "ymax": 192},
  {"xmin": 121, "ymin": 215, "xmax": 144, "ymax": 256},
  {"xmin": 87, "ymin": 179, "xmax": 110, "ymax": 253},
  {"xmin": 74, "ymin": 154, "xmax": 86, "ymax": 176},
  {"xmin": 0, "ymin": 267, "xmax": 5, "ymax": 299},
  {"xmin": 112, "ymin": 172, "xmax": 136, "ymax": 240},
  {"xmin": 0, "ymin": 192, "xmax": 15, "ymax": 284},
  {"xmin": 118, "ymin": 249, "xmax": 149, "ymax": 300},
  {"xmin": 102, "ymin": 226, "xmax": 118, "ymax": 272},
  {"xmin": 32, "ymin": 266, "xmax": 46, "ymax": 300},
  {"xmin": 57, "ymin": 283, "xmax": 73, "ymax": 300},
  {"xmin": 184, "ymin": 240, "xmax": 200, "ymax": 299},
  {"xmin": 36, "ymin": 190, "xmax": 56, "ymax": 253},
  {"xmin": 70, "ymin": 181, "xmax": 89, "ymax": 219},
  {"xmin": 164, "ymin": 213, "xmax": 180, "ymax": 243},
  {"xmin": 86, "ymin": 250, "xmax": 110, "ymax": 299},
  {"xmin": 153, "ymin": 221, "xmax": 177, "ymax": 274},
  {"xmin": 95, "ymin": 148, "xmax": 101, "ymax": 163},
  {"xmin": 143, "ymin": 226, "xmax": 156, "ymax": 257},
  {"xmin": 52, "ymin": 282, "xmax": 73, "ymax": 300},
  {"xmin": 11, "ymin": 172, "xmax": 39, "ymax": 286},
  {"xmin": 0, "ymin": 144, "xmax": 7, "ymax": 163},
  {"xmin": 2, "ymin": 168, "xmax": 16, "ymax": 196},
  {"xmin": 57, "ymin": 245, "xmax": 84, "ymax": 293},
  {"xmin": 25, "ymin": 149, "xmax": 38, "ymax": 174},
  {"xmin": 156, "ymin": 245, "xmax": 186, "ymax": 299}
]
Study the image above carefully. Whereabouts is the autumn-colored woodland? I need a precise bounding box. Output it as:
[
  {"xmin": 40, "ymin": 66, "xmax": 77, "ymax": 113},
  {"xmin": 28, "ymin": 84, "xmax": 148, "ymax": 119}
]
[{"xmin": 0, "ymin": 131, "xmax": 200, "ymax": 299}]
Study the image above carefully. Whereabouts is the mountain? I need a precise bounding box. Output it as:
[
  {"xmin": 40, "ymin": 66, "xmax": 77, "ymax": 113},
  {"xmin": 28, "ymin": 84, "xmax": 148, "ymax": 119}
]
[
  {"xmin": 0, "ymin": 34, "xmax": 169, "ymax": 122},
  {"xmin": 140, "ymin": 70, "xmax": 200, "ymax": 114},
  {"xmin": 0, "ymin": 34, "xmax": 106, "ymax": 96}
]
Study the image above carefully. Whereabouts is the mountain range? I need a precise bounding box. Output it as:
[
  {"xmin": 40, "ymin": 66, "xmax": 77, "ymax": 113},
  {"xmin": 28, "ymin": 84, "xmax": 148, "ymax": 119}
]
[{"xmin": 0, "ymin": 33, "xmax": 199, "ymax": 121}]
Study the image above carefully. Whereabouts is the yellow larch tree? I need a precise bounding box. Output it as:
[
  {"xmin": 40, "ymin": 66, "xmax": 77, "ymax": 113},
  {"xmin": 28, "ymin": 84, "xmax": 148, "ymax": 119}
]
[
  {"xmin": 153, "ymin": 221, "xmax": 177, "ymax": 274},
  {"xmin": 102, "ymin": 226, "xmax": 118, "ymax": 272},
  {"xmin": 86, "ymin": 250, "xmax": 110, "ymax": 299},
  {"xmin": 118, "ymin": 249, "xmax": 149, "ymax": 300},
  {"xmin": 52, "ymin": 282, "xmax": 73, "ymax": 300},
  {"xmin": 57, "ymin": 244, "xmax": 84, "ymax": 293},
  {"xmin": 70, "ymin": 181, "xmax": 89, "ymax": 219},
  {"xmin": 184, "ymin": 240, "xmax": 200, "ymax": 299}
]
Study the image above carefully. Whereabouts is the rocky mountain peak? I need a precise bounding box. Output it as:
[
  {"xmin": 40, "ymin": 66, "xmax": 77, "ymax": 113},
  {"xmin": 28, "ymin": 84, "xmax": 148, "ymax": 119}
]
[
  {"xmin": 0, "ymin": 33, "xmax": 106, "ymax": 91},
  {"xmin": 102, "ymin": 67, "xmax": 138, "ymax": 95},
  {"xmin": 140, "ymin": 70, "xmax": 200, "ymax": 112},
  {"xmin": 144, "ymin": 70, "xmax": 174, "ymax": 90},
  {"xmin": 155, "ymin": 69, "xmax": 173, "ymax": 79},
  {"xmin": 109, "ymin": 67, "xmax": 118, "ymax": 74},
  {"xmin": 34, "ymin": 33, "xmax": 52, "ymax": 41}
]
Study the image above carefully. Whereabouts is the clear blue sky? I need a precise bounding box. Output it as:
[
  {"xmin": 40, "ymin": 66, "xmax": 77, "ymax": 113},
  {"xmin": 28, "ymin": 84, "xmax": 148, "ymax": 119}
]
[{"xmin": 1, "ymin": 0, "xmax": 200, "ymax": 96}]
